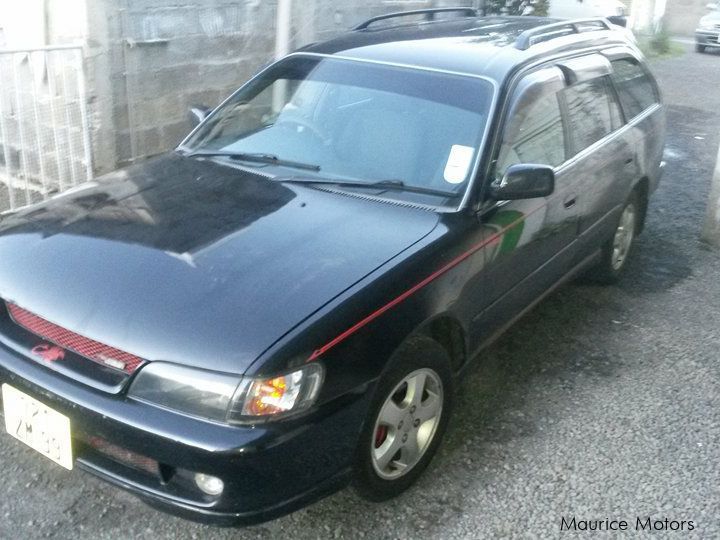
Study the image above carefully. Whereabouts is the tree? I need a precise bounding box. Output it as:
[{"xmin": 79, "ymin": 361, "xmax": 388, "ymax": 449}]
[
  {"xmin": 485, "ymin": 0, "xmax": 526, "ymax": 15},
  {"xmin": 532, "ymin": 0, "xmax": 549, "ymax": 17}
]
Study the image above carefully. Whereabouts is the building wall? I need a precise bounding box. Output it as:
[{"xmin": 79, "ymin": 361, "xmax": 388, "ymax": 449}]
[
  {"xmin": 86, "ymin": 0, "xmax": 276, "ymax": 171},
  {"xmin": 88, "ymin": 0, "xmax": 477, "ymax": 173},
  {"xmin": 3, "ymin": 0, "xmax": 477, "ymax": 178}
]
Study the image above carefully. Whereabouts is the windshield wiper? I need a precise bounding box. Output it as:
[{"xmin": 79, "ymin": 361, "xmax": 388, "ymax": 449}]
[
  {"xmin": 186, "ymin": 150, "xmax": 321, "ymax": 172},
  {"xmin": 277, "ymin": 177, "xmax": 458, "ymax": 198}
]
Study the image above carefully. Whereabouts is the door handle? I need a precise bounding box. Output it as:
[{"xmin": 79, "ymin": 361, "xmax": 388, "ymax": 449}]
[
  {"xmin": 624, "ymin": 157, "xmax": 634, "ymax": 165},
  {"xmin": 563, "ymin": 196, "xmax": 577, "ymax": 209}
]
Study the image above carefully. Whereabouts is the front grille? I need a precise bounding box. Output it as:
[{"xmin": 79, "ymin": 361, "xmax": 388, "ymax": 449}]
[{"xmin": 5, "ymin": 302, "xmax": 144, "ymax": 374}]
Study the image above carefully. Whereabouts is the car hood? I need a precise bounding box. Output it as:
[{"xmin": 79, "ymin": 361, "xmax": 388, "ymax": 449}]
[{"xmin": 0, "ymin": 154, "xmax": 439, "ymax": 374}]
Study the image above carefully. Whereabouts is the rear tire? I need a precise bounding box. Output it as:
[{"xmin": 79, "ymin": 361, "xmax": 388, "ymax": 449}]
[
  {"xmin": 696, "ymin": 43, "xmax": 706, "ymax": 53},
  {"xmin": 353, "ymin": 336, "xmax": 453, "ymax": 502},
  {"xmin": 585, "ymin": 191, "xmax": 640, "ymax": 285}
]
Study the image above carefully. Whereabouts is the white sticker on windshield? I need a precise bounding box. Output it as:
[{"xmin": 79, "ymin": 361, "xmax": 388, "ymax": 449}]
[{"xmin": 444, "ymin": 145, "xmax": 474, "ymax": 184}]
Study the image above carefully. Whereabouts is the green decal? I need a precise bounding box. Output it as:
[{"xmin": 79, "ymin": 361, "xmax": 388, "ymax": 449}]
[{"xmin": 491, "ymin": 210, "xmax": 525, "ymax": 254}]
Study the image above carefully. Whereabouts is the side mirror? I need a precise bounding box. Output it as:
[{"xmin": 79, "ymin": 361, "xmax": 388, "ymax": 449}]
[
  {"xmin": 188, "ymin": 105, "xmax": 212, "ymax": 126},
  {"xmin": 490, "ymin": 164, "xmax": 555, "ymax": 200}
]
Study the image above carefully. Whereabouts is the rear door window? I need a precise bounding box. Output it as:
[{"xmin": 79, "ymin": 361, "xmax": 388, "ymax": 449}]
[
  {"xmin": 609, "ymin": 58, "xmax": 658, "ymax": 120},
  {"xmin": 561, "ymin": 76, "xmax": 622, "ymax": 156}
]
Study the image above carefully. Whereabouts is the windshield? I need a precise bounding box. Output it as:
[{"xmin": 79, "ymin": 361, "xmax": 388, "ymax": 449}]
[{"xmin": 182, "ymin": 55, "xmax": 494, "ymax": 203}]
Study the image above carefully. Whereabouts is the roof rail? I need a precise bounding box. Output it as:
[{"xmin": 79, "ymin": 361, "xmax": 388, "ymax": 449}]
[
  {"xmin": 353, "ymin": 7, "xmax": 478, "ymax": 31},
  {"xmin": 514, "ymin": 18, "xmax": 614, "ymax": 50}
]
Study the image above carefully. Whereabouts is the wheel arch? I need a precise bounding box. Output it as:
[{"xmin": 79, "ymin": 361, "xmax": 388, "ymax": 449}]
[{"xmin": 415, "ymin": 314, "xmax": 468, "ymax": 373}]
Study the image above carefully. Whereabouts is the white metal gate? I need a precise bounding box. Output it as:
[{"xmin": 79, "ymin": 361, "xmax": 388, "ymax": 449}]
[{"xmin": 0, "ymin": 45, "xmax": 93, "ymax": 211}]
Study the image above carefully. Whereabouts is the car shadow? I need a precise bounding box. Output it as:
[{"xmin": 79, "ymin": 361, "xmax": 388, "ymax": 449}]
[{"xmin": 617, "ymin": 236, "xmax": 693, "ymax": 295}]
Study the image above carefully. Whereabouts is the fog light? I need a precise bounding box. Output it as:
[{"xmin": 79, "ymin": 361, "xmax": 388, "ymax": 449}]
[{"xmin": 194, "ymin": 473, "xmax": 224, "ymax": 496}]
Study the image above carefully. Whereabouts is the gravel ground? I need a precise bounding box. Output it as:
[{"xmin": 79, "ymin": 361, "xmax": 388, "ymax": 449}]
[{"xmin": 1, "ymin": 44, "xmax": 719, "ymax": 539}]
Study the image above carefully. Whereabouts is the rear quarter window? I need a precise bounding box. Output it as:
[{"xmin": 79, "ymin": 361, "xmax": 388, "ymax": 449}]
[
  {"xmin": 561, "ymin": 76, "xmax": 622, "ymax": 156},
  {"xmin": 610, "ymin": 58, "xmax": 658, "ymax": 120}
]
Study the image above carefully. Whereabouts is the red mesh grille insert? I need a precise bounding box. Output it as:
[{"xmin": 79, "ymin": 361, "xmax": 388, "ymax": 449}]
[{"xmin": 6, "ymin": 302, "xmax": 143, "ymax": 374}]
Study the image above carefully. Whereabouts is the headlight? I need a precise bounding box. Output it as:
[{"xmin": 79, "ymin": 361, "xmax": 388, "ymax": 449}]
[
  {"xmin": 128, "ymin": 362, "xmax": 323, "ymax": 424},
  {"xmin": 227, "ymin": 363, "xmax": 324, "ymax": 424},
  {"xmin": 129, "ymin": 362, "xmax": 241, "ymax": 422}
]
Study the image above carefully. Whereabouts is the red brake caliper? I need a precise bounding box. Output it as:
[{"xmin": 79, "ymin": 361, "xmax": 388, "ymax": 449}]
[{"xmin": 374, "ymin": 425, "xmax": 388, "ymax": 448}]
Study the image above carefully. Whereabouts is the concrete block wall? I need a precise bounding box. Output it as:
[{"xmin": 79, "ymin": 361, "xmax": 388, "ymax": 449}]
[
  {"xmin": 85, "ymin": 0, "xmax": 277, "ymax": 170},
  {"xmin": 84, "ymin": 0, "xmax": 479, "ymax": 173}
]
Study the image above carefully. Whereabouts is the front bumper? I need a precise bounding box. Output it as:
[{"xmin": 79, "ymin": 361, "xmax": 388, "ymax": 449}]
[
  {"xmin": 0, "ymin": 342, "xmax": 371, "ymax": 525},
  {"xmin": 696, "ymin": 29, "xmax": 720, "ymax": 47}
]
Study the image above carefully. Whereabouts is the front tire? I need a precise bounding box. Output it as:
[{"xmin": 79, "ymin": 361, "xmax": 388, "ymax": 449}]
[
  {"xmin": 586, "ymin": 191, "xmax": 640, "ymax": 284},
  {"xmin": 696, "ymin": 43, "xmax": 706, "ymax": 53},
  {"xmin": 353, "ymin": 336, "xmax": 453, "ymax": 502}
]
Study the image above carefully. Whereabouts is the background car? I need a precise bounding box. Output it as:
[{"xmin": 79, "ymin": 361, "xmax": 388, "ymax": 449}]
[{"xmin": 696, "ymin": 2, "xmax": 720, "ymax": 52}]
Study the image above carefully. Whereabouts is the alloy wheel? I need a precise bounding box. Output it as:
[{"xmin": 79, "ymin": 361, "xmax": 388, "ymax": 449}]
[
  {"xmin": 611, "ymin": 202, "xmax": 636, "ymax": 271},
  {"xmin": 370, "ymin": 368, "xmax": 443, "ymax": 480}
]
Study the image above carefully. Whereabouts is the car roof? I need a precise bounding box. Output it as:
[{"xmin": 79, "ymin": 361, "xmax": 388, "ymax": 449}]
[{"xmin": 302, "ymin": 16, "xmax": 633, "ymax": 83}]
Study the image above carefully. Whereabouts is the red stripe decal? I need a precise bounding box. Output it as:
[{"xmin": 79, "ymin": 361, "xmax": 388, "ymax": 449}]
[{"xmin": 308, "ymin": 203, "xmax": 545, "ymax": 361}]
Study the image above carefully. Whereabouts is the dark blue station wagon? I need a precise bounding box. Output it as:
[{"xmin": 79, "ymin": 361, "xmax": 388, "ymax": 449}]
[{"xmin": 0, "ymin": 10, "xmax": 665, "ymax": 525}]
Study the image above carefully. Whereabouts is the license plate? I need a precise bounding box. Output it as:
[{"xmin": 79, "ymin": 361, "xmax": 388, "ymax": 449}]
[{"xmin": 2, "ymin": 384, "xmax": 73, "ymax": 470}]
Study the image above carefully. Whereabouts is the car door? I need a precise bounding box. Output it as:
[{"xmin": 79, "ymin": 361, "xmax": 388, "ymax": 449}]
[
  {"xmin": 469, "ymin": 66, "xmax": 581, "ymax": 351},
  {"xmin": 555, "ymin": 54, "xmax": 633, "ymax": 253},
  {"xmin": 606, "ymin": 50, "xmax": 666, "ymax": 212}
]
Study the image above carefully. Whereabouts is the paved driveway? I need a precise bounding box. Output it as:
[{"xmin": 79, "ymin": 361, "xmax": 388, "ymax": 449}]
[{"xmin": 1, "ymin": 44, "xmax": 719, "ymax": 539}]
